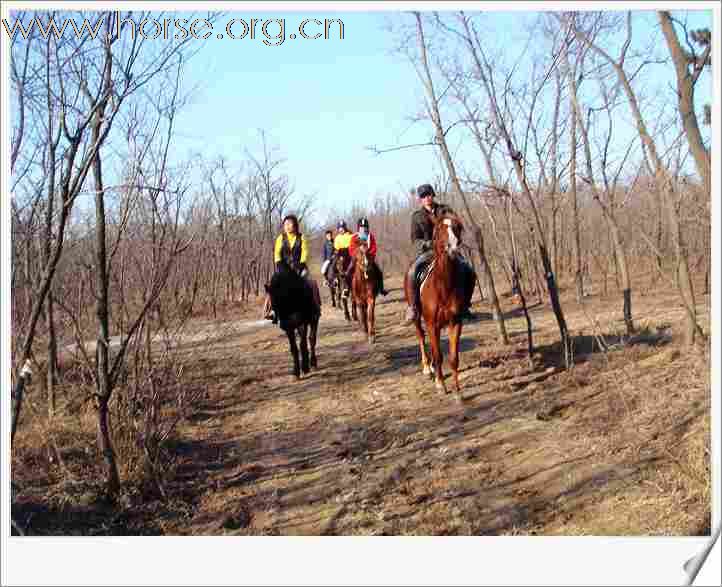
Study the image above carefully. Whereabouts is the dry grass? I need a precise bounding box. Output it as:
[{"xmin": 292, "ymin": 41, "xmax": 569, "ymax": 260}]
[{"xmin": 11, "ymin": 272, "xmax": 712, "ymax": 536}]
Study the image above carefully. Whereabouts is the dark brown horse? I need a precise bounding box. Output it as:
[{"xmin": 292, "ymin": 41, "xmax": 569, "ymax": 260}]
[
  {"xmin": 404, "ymin": 212, "xmax": 471, "ymax": 400},
  {"xmin": 265, "ymin": 263, "xmax": 320, "ymax": 379},
  {"xmin": 332, "ymin": 249, "xmax": 352, "ymax": 321},
  {"xmin": 351, "ymin": 243, "xmax": 381, "ymax": 345}
]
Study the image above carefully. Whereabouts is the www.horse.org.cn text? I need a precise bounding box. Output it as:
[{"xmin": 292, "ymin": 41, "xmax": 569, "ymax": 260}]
[{"xmin": 1, "ymin": 12, "xmax": 345, "ymax": 46}]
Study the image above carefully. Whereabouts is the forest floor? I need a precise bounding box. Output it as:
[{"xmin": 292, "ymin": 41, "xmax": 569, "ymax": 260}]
[{"xmin": 11, "ymin": 272, "xmax": 712, "ymax": 537}]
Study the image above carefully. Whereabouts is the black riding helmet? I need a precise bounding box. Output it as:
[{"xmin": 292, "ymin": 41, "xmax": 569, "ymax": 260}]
[
  {"xmin": 357, "ymin": 217, "xmax": 370, "ymax": 229},
  {"xmin": 417, "ymin": 184, "xmax": 436, "ymax": 199},
  {"xmin": 337, "ymin": 220, "xmax": 347, "ymax": 230}
]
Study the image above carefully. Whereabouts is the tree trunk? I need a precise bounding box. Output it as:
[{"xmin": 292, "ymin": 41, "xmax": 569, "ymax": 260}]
[
  {"xmin": 608, "ymin": 220, "xmax": 635, "ymax": 335},
  {"xmin": 658, "ymin": 12, "xmax": 711, "ymax": 197},
  {"xmin": 46, "ymin": 292, "xmax": 57, "ymax": 418},
  {"xmin": 569, "ymin": 79, "xmax": 583, "ymax": 302},
  {"xmin": 473, "ymin": 227, "xmax": 506, "ymax": 341},
  {"xmin": 662, "ymin": 184, "xmax": 705, "ymax": 346},
  {"xmin": 91, "ymin": 98, "xmax": 121, "ymax": 499}
]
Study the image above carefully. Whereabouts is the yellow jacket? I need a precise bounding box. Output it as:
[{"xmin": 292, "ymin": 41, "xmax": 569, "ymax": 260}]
[
  {"xmin": 333, "ymin": 232, "xmax": 353, "ymax": 250},
  {"xmin": 274, "ymin": 232, "xmax": 308, "ymax": 265}
]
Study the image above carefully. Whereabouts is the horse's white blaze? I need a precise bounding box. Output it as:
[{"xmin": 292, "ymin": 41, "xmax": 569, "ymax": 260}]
[{"xmin": 447, "ymin": 225, "xmax": 459, "ymax": 251}]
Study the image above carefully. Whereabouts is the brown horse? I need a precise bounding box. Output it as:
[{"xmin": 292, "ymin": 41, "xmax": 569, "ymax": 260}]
[
  {"xmin": 404, "ymin": 212, "xmax": 470, "ymax": 400},
  {"xmin": 332, "ymin": 249, "xmax": 352, "ymax": 321},
  {"xmin": 351, "ymin": 243, "xmax": 381, "ymax": 344}
]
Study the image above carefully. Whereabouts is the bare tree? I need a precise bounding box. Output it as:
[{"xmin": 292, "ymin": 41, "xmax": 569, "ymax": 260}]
[
  {"xmin": 449, "ymin": 11, "xmax": 572, "ymax": 365},
  {"xmin": 412, "ymin": 12, "xmax": 508, "ymax": 344},
  {"xmin": 10, "ymin": 9, "xmax": 214, "ymax": 495},
  {"xmin": 571, "ymin": 11, "xmax": 707, "ymax": 347},
  {"xmin": 559, "ymin": 13, "xmax": 637, "ymax": 335}
]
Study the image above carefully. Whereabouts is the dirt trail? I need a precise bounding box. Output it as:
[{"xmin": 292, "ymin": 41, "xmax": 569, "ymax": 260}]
[{"xmin": 148, "ymin": 278, "xmax": 710, "ymax": 536}]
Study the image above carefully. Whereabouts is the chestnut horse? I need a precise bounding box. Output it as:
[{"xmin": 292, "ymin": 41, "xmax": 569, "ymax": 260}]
[
  {"xmin": 351, "ymin": 243, "xmax": 382, "ymax": 344},
  {"xmin": 404, "ymin": 212, "xmax": 473, "ymax": 400}
]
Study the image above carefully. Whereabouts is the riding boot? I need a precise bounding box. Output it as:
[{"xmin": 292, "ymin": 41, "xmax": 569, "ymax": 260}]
[
  {"xmin": 403, "ymin": 253, "xmax": 431, "ymax": 325},
  {"xmin": 460, "ymin": 260, "xmax": 476, "ymax": 321},
  {"xmin": 343, "ymin": 260, "xmax": 354, "ymax": 298},
  {"xmin": 378, "ymin": 270, "xmax": 388, "ymax": 296}
]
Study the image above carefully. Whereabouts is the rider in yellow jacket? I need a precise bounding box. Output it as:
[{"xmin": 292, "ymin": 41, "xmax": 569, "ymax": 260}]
[
  {"xmin": 333, "ymin": 220, "xmax": 353, "ymax": 252},
  {"xmin": 274, "ymin": 216, "xmax": 310, "ymax": 275},
  {"xmin": 264, "ymin": 214, "xmax": 312, "ymax": 322}
]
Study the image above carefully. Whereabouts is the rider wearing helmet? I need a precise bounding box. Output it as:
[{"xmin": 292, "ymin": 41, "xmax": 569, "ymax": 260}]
[
  {"xmin": 333, "ymin": 220, "xmax": 352, "ymax": 251},
  {"xmin": 344, "ymin": 217, "xmax": 389, "ymax": 298},
  {"xmin": 329, "ymin": 220, "xmax": 353, "ymax": 286}
]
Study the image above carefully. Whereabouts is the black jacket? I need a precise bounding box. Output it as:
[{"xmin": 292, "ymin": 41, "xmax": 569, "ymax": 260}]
[{"xmin": 410, "ymin": 203, "xmax": 454, "ymax": 256}]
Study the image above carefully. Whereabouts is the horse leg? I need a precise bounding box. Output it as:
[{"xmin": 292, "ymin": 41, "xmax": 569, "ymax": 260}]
[
  {"xmin": 351, "ymin": 299, "xmax": 358, "ymax": 321},
  {"xmin": 343, "ymin": 297, "xmax": 351, "ymax": 321},
  {"xmin": 448, "ymin": 321, "xmax": 462, "ymax": 399},
  {"xmin": 287, "ymin": 328, "xmax": 301, "ymax": 380},
  {"xmin": 309, "ymin": 316, "xmax": 318, "ymax": 368},
  {"xmin": 299, "ymin": 323, "xmax": 310, "ymax": 374},
  {"xmin": 429, "ymin": 325, "xmax": 447, "ymax": 393},
  {"xmin": 413, "ymin": 319, "xmax": 432, "ymax": 377},
  {"xmin": 367, "ymin": 295, "xmax": 376, "ymax": 344},
  {"xmin": 358, "ymin": 302, "xmax": 367, "ymax": 335}
]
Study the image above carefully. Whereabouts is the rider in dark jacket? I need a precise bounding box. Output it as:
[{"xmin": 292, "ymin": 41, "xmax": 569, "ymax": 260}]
[
  {"xmin": 321, "ymin": 229, "xmax": 335, "ymax": 285},
  {"xmin": 404, "ymin": 184, "xmax": 475, "ymax": 324}
]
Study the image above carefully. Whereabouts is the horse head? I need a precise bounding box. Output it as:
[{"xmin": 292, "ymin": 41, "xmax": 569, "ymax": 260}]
[{"xmin": 432, "ymin": 213, "xmax": 464, "ymax": 259}]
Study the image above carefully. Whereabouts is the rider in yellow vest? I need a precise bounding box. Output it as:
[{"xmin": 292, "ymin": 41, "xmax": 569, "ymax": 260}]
[
  {"xmin": 264, "ymin": 214, "xmax": 313, "ymax": 322},
  {"xmin": 274, "ymin": 214, "xmax": 309, "ymax": 276},
  {"xmin": 327, "ymin": 220, "xmax": 352, "ymax": 287},
  {"xmin": 333, "ymin": 220, "xmax": 353, "ymax": 252}
]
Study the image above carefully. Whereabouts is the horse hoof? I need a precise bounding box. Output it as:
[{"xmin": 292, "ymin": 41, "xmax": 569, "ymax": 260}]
[{"xmin": 422, "ymin": 366, "xmax": 431, "ymax": 376}]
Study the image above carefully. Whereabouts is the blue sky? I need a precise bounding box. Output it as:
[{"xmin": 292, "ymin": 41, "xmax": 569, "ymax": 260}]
[
  {"xmin": 161, "ymin": 6, "xmax": 713, "ymax": 225},
  {"xmin": 159, "ymin": 9, "xmax": 558, "ymax": 222},
  {"xmin": 4, "ymin": 5, "xmax": 715, "ymax": 226},
  {"xmin": 169, "ymin": 10, "xmax": 441, "ymax": 218}
]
